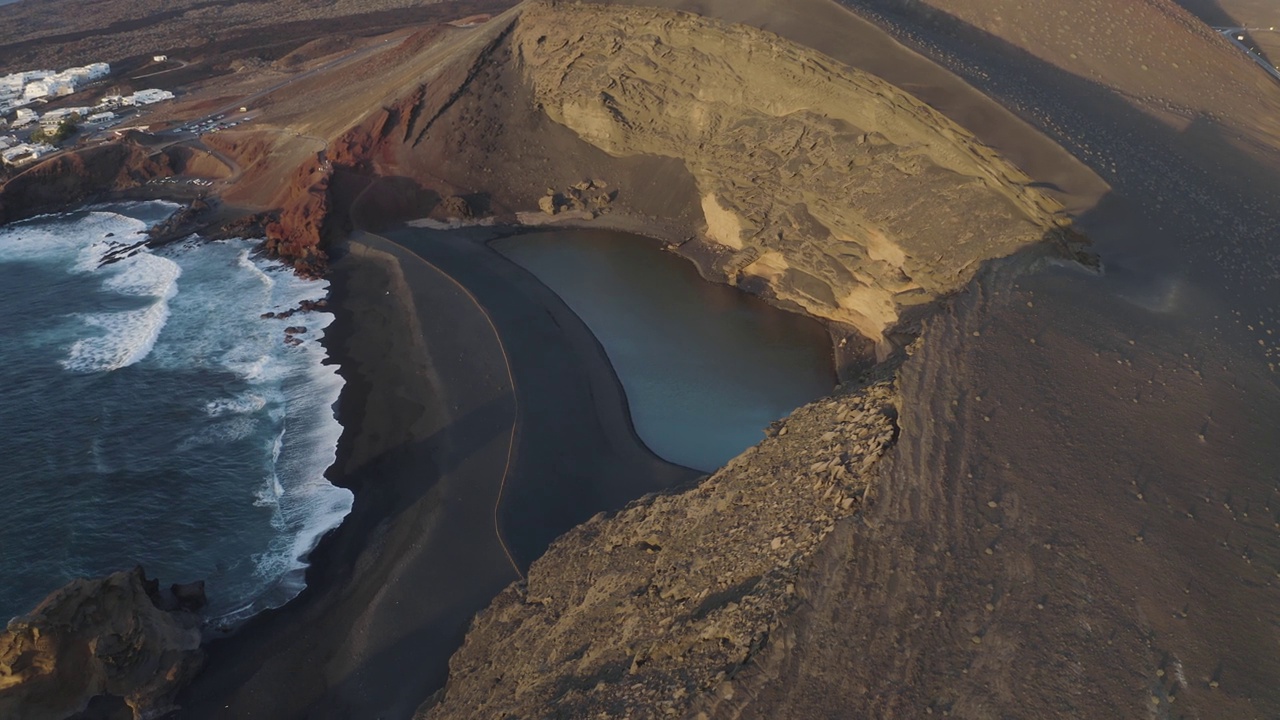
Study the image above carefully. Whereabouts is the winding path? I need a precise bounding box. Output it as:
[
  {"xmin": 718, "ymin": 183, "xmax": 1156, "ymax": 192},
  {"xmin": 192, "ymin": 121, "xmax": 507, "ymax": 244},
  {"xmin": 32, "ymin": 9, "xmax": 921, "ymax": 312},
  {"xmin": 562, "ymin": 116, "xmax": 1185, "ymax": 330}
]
[{"xmin": 360, "ymin": 229, "xmax": 526, "ymax": 582}]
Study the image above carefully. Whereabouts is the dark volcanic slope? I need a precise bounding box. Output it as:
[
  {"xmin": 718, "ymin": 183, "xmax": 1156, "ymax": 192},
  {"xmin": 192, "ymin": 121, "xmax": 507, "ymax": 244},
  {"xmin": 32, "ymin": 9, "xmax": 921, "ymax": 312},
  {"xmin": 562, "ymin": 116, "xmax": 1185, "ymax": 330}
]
[
  {"xmin": 0, "ymin": 0, "xmax": 517, "ymax": 75},
  {"xmin": 734, "ymin": 254, "xmax": 1280, "ymax": 719}
]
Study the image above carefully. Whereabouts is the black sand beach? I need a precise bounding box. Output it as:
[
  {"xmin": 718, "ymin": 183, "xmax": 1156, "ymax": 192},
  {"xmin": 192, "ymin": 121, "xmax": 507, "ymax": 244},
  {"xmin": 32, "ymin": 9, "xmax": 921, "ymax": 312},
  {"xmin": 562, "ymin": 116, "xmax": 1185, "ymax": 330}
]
[{"xmin": 176, "ymin": 227, "xmax": 697, "ymax": 719}]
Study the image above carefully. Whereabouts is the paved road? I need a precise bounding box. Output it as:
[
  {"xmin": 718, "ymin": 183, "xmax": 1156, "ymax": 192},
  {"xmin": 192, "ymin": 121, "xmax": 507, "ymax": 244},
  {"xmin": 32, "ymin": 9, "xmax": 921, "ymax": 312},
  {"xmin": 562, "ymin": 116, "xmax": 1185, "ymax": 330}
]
[
  {"xmin": 1215, "ymin": 26, "xmax": 1280, "ymax": 84},
  {"xmin": 131, "ymin": 58, "xmax": 190, "ymax": 80}
]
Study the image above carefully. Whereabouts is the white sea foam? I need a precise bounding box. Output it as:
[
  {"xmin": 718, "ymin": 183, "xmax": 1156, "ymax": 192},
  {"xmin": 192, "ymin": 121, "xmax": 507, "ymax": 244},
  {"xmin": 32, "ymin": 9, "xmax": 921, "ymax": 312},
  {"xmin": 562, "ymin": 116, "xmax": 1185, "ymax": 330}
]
[
  {"xmin": 205, "ymin": 392, "xmax": 267, "ymax": 417},
  {"xmin": 61, "ymin": 252, "xmax": 181, "ymax": 373},
  {"xmin": 103, "ymin": 252, "xmax": 182, "ymax": 297},
  {"xmin": 3, "ymin": 208, "xmax": 349, "ymax": 625},
  {"xmin": 0, "ymin": 207, "xmax": 185, "ymax": 374},
  {"xmin": 6, "ymin": 216, "xmax": 350, "ymax": 623},
  {"xmin": 175, "ymin": 416, "xmax": 258, "ymax": 451},
  {"xmin": 241, "ymin": 256, "xmax": 349, "ymax": 607},
  {"xmin": 253, "ymin": 426, "xmax": 288, "ymax": 507},
  {"xmin": 237, "ymin": 248, "xmax": 275, "ymax": 289},
  {"xmin": 0, "ymin": 211, "xmax": 149, "ymax": 269},
  {"xmin": 63, "ymin": 303, "xmax": 171, "ymax": 372},
  {"xmin": 178, "ymin": 242, "xmax": 349, "ymax": 622}
]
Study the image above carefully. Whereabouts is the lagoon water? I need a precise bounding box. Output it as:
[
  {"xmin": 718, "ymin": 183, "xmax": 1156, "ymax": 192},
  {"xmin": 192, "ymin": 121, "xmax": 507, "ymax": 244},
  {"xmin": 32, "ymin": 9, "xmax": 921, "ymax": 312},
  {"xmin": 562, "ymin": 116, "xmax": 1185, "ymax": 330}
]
[
  {"xmin": 494, "ymin": 229, "xmax": 836, "ymax": 472},
  {"xmin": 0, "ymin": 204, "xmax": 349, "ymax": 623}
]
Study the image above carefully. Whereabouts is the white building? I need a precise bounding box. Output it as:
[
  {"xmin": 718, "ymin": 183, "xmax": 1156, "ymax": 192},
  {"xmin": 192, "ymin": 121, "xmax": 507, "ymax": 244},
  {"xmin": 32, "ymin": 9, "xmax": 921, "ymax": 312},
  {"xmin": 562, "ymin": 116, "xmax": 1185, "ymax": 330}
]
[
  {"xmin": 97, "ymin": 95, "xmax": 124, "ymax": 109},
  {"xmin": 0, "ymin": 135, "xmax": 16, "ymax": 151},
  {"xmin": 62, "ymin": 67, "xmax": 92, "ymax": 85},
  {"xmin": 124, "ymin": 89, "xmax": 175, "ymax": 106},
  {"xmin": 153, "ymin": 55, "xmax": 168, "ymax": 63},
  {"xmin": 86, "ymin": 111, "xmax": 117, "ymax": 126},
  {"xmin": 12, "ymin": 108, "xmax": 38, "ymax": 128},
  {"xmin": 10, "ymin": 63, "xmax": 110, "ymax": 101},
  {"xmin": 2, "ymin": 142, "xmax": 54, "ymax": 167},
  {"xmin": 23, "ymin": 77, "xmax": 75, "ymax": 100},
  {"xmin": 0, "ymin": 71, "xmax": 52, "ymax": 93},
  {"xmin": 42, "ymin": 106, "xmax": 91, "ymax": 122}
]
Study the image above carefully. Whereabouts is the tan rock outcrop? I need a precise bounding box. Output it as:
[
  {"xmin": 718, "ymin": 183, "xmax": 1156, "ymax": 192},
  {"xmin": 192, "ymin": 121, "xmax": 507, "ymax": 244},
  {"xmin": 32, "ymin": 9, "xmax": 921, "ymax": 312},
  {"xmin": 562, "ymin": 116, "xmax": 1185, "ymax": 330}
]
[
  {"xmin": 0, "ymin": 567, "xmax": 203, "ymax": 720},
  {"xmin": 513, "ymin": 0, "xmax": 1069, "ymax": 348}
]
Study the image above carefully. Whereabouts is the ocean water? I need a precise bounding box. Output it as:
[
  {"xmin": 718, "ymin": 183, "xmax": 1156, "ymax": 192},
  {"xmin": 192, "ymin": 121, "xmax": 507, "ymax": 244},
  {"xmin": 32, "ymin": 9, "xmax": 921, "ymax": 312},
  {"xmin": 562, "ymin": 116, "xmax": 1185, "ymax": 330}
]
[
  {"xmin": 494, "ymin": 229, "xmax": 836, "ymax": 472},
  {"xmin": 0, "ymin": 203, "xmax": 350, "ymax": 624}
]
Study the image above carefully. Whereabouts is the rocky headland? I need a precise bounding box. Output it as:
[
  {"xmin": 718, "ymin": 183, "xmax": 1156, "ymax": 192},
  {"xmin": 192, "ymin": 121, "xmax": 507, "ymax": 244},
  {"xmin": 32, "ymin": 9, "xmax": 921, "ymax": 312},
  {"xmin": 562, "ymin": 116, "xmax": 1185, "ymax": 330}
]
[
  {"xmin": 0, "ymin": 568, "xmax": 204, "ymax": 720},
  {"xmin": 0, "ymin": 137, "xmax": 227, "ymax": 227}
]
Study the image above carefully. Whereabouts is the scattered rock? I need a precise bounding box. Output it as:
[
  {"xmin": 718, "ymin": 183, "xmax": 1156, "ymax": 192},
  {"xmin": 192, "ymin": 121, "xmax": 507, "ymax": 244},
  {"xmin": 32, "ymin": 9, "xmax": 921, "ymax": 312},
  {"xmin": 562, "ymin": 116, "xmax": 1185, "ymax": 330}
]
[
  {"xmin": 169, "ymin": 581, "xmax": 207, "ymax": 613},
  {"xmin": 535, "ymin": 180, "xmax": 615, "ymax": 217},
  {"xmin": 423, "ymin": 370, "xmax": 899, "ymax": 719},
  {"xmin": 436, "ymin": 195, "xmax": 474, "ymax": 220}
]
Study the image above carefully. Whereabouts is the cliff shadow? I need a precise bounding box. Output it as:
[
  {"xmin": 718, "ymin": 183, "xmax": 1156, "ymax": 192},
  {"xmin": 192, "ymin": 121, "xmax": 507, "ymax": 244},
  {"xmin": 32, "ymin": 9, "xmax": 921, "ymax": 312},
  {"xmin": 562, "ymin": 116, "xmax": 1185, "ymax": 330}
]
[{"xmin": 339, "ymin": 172, "xmax": 442, "ymax": 233}]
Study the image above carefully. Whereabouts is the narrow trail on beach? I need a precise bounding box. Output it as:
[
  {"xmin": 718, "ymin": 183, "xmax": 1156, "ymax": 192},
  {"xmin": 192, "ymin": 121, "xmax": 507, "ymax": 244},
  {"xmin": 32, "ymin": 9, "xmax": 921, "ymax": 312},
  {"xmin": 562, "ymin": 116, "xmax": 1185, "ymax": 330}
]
[{"xmin": 355, "ymin": 227, "xmax": 526, "ymax": 582}]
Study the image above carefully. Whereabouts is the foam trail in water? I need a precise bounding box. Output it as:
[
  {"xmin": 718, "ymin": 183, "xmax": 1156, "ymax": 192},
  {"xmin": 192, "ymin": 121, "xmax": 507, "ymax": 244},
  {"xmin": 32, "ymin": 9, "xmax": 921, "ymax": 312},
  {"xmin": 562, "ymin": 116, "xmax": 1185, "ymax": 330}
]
[
  {"xmin": 206, "ymin": 392, "xmax": 268, "ymax": 417},
  {"xmin": 62, "ymin": 253, "xmax": 182, "ymax": 372},
  {"xmin": 0, "ymin": 211, "xmax": 150, "ymax": 267},
  {"xmin": 242, "ymin": 260, "xmax": 350, "ymax": 611}
]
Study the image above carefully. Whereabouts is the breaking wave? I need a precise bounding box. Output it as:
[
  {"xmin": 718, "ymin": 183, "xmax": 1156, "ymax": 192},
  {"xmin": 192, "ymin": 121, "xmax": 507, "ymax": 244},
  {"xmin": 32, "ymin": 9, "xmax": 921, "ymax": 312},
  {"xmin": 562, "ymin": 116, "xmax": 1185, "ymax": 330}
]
[
  {"xmin": 0, "ymin": 203, "xmax": 350, "ymax": 624},
  {"xmin": 63, "ymin": 253, "xmax": 182, "ymax": 372}
]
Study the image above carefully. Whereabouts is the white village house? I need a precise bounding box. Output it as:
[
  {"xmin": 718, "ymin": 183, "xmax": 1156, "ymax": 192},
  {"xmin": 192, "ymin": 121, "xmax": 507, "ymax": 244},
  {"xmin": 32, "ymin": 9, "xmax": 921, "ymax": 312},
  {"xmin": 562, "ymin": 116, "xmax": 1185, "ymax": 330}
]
[
  {"xmin": 39, "ymin": 106, "xmax": 92, "ymax": 127},
  {"xmin": 86, "ymin": 111, "xmax": 117, "ymax": 126},
  {"xmin": 123, "ymin": 89, "xmax": 175, "ymax": 106},
  {"xmin": 2, "ymin": 142, "xmax": 55, "ymax": 167},
  {"xmin": 24, "ymin": 77, "xmax": 74, "ymax": 100},
  {"xmin": 12, "ymin": 108, "xmax": 38, "ymax": 128},
  {"xmin": 13, "ymin": 63, "xmax": 110, "ymax": 101}
]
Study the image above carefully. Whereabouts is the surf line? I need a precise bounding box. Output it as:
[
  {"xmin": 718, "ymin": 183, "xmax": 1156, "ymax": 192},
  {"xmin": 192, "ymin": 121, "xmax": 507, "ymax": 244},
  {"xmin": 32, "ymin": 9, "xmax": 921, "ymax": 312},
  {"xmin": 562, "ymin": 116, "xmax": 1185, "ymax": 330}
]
[{"xmin": 365, "ymin": 231, "xmax": 526, "ymax": 582}]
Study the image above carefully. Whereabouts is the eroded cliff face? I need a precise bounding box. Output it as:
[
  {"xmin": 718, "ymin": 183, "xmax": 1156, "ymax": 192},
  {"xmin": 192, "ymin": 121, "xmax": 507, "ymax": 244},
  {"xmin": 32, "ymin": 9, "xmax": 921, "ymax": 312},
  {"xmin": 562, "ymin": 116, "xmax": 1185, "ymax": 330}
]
[
  {"xmin": 0, "ymin": 567, "xmax": 203, "ymax": 720},
  {"xmin": 263, "ymin": 160, "xmax": 333, "ymax": 277},
  {"xmin": 317, "ymin": 0, "xmax": 1074, "ymax": 353},
  {"xmin": 0, "ymin": 140, "xmax": 175, "ymax": 226},
  {"xmin": 511, "ymin": 0, "xmax": 1066, "ymax": 346},
  {"xmin": 421, "ymin": 373, "xmax": 897, "ymax": 719}
]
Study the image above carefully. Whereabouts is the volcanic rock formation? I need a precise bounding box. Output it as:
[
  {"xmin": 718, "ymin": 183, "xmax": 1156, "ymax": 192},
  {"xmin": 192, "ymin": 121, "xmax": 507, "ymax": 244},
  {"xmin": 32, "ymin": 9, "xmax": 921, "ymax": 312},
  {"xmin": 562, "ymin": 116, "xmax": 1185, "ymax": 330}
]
[
  {"xmin": 0, "ymin": 567, "xmax": 204, "ymax": 720},
  {"xmin": 0, "ymin": 138, "xmax": 229, "ymax": 227},
  {"xmin": 513, "ymin": 1, "xmax": 1067, "ymax": 346},
  {"xmin": 322, "ymin": 0, "xmax": 1073, "ymax": 357},
  {"xmin": 421, "ymin": 370, "xmax": 898, "ymax": 719}
]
